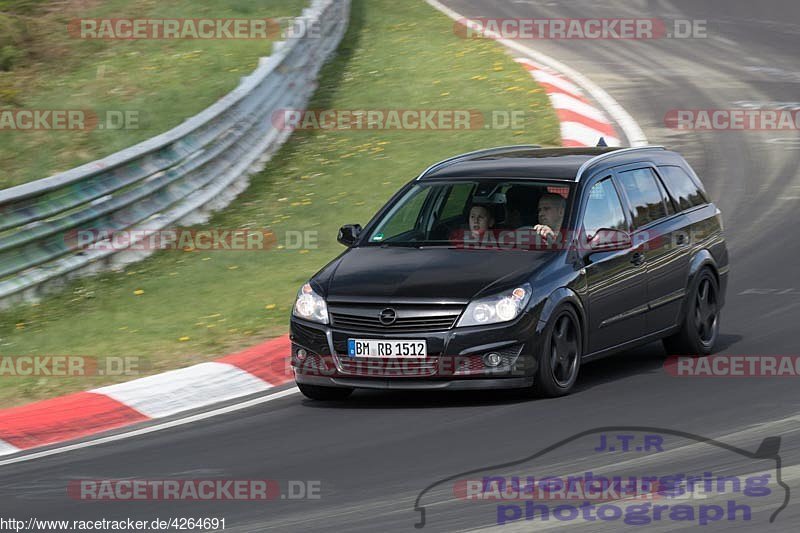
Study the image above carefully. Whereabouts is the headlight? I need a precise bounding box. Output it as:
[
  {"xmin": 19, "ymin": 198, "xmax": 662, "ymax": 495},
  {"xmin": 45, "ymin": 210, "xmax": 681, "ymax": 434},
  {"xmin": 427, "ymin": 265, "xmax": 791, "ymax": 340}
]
[
  {"xmin": 457, "ymin": 284, "xmax": 532, "ymax": 327},
  {"xmin": 292, "ymin": 283, "xmax": 329, "ymax": 324}
]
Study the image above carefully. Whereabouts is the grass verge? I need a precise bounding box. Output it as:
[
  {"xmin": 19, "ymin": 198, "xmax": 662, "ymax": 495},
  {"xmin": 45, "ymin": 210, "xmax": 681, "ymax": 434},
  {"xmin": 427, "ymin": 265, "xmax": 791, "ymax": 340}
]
[
  {"xmin": 0, "ymin": 0, "xmax": 305, "ymax": 189},
  {"xmin": 0, "ymin": 0, "xmax": 560, "ymax": 407}
]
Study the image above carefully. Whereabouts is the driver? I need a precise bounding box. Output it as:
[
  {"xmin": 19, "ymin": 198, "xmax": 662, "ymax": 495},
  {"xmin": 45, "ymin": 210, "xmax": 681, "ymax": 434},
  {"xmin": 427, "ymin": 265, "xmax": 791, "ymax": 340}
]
[{"xmin": 533, "ymin": 193, "xmax": 566, "ymax": 242}]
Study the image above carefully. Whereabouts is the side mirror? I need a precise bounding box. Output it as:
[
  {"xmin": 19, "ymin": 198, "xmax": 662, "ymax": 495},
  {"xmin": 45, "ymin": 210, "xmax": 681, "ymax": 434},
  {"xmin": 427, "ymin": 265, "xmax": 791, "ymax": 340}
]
[
  {"xmin": 589, "ymin": 228, "xmax": 632, "ymax": 252},
  {"xmin": 337, "ymin": 224, "xmax": 362, "ymax": 247}
]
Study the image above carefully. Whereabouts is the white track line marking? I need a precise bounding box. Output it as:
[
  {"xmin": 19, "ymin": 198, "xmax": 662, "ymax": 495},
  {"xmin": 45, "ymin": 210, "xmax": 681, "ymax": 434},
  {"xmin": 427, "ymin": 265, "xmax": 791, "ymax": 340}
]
[
  {"xmin": 0, "ymin": 387, "xmax": 299, "ymax": 467},
  {"xmin": 425, "ymin": 0, "xmax": 648, "ymax": 146}
]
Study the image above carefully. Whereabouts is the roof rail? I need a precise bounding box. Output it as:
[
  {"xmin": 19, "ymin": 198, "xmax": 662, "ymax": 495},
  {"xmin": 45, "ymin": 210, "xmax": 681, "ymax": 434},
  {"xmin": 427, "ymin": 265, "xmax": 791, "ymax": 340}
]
[
  {"xmin": 575, "ymin": 145, "xmax": 666, "ymax": 181},
  {"xmin": 416, "ymin": 145, "xmax": 541, "ymax": 180}
]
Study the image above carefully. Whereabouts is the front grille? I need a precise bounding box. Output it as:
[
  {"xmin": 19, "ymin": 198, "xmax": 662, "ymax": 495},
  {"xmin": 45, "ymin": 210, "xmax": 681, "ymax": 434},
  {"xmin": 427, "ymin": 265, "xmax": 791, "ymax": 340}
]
[
  {"xmin": 337, "ymin": 356, "xmax": 439, "ymax": 377},
  {"xmin": 331, "ymin": 313, "xmax": 458, "ymax": 332},
  {"xmin": 329, "ymin": 303, "xmax": 463, "ymax": 333}
]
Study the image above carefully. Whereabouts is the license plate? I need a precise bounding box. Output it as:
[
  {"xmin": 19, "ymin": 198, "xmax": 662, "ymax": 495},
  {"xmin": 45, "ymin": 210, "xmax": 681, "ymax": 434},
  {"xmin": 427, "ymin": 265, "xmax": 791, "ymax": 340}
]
[{"xmin": 347, "ymin": 339, "xmax": 427, "ymax": 358}]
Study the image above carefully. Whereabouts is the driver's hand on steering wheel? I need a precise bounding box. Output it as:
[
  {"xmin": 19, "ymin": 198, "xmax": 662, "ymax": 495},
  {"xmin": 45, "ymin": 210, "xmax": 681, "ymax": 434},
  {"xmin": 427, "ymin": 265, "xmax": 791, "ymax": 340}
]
[{"xmin": 533, "ymin": 224, "xmax": 556, "ymax": 242}]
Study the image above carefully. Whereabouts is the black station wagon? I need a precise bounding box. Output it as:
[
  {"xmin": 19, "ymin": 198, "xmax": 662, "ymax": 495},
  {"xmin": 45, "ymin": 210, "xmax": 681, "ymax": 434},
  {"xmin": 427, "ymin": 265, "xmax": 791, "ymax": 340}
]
[{"xmin": 290, "ymin": 145, "xmax": 728, "ymax": 400}]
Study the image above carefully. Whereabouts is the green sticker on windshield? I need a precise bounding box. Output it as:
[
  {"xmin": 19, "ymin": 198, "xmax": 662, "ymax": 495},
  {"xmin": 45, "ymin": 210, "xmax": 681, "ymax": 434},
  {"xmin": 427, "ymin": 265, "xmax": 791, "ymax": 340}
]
[{"xmin": 372, "ymin": 233, "xmax": 384, "ymax": 241}]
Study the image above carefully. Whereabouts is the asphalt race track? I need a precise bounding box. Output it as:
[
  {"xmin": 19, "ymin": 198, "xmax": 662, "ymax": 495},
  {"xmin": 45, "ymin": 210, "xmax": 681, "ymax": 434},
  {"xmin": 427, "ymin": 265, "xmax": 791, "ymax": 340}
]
[{"xmin": 2, "ymin": 1, "xmax": 799, "ymax": 531}]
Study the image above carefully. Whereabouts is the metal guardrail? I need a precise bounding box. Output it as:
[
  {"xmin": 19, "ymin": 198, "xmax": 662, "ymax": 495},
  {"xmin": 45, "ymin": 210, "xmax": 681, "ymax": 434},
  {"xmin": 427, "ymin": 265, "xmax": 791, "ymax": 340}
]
[{"xmin": 0, "ymin": 0, "xmax": 350, "ymax": 307}]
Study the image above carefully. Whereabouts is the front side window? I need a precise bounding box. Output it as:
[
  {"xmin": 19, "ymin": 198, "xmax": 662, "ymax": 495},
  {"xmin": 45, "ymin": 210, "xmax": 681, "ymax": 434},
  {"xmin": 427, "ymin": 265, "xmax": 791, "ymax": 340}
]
[
  {"xmin": 583, "ymin": 178, "xmax": 628, "ymax": 240},
  {"xmin": 617, "ymin": 168, "xmax": 668, "ymax": 227}
]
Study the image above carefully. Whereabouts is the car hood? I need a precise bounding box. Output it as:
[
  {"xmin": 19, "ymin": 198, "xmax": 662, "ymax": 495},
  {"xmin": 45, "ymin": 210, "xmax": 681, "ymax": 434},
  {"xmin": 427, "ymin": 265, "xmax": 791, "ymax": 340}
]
[{"xmin": 317, "ymin": 246, "xmax": 556, "ymax": 301}]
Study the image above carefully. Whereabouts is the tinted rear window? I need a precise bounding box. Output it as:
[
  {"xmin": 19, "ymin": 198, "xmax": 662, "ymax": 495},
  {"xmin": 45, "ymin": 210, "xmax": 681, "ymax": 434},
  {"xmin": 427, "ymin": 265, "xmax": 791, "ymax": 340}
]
[
  {"xmin": 658, "ymin": 165, "xmax": 707, "ymax": 211},
  {"xmin": 617, "ymin": 168, "xmax": 668, "ymax": 228}
]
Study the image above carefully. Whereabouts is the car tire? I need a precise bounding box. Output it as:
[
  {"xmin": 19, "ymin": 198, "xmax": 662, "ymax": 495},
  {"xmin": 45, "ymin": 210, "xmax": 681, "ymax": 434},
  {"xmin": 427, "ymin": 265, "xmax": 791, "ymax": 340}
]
[
  {"xmin": 663, "ymin": 267, "xmax": 721, "ymax": 356},
  {"xmin": 298, "ymin": 383, "xmax": 353, "ymax": 401},
  {"xmin": 533, "ymin": 305, "xmax": 583, "ymax": 397}
]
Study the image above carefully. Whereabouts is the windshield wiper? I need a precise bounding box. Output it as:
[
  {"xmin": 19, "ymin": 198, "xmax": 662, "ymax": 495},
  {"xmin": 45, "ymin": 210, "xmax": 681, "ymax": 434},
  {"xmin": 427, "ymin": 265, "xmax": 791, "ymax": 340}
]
[
  {"xmin": 379, "ymin": 242, "xmax": 454, "ymax": 248},
  {"xmin": 380, "ymin": 242, "xmax": 421, "ymax": 248}
]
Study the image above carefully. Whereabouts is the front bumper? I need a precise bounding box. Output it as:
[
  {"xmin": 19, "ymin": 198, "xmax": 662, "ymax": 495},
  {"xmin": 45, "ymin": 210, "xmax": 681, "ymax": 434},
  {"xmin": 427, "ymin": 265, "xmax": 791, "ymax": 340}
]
[
  {"xmin": 295, "ymin": 373, "xmax": 534, "ymax": 390},
  {"xmin": 289, "ymin": 311, "xmax": 541, "ymax": 390}
]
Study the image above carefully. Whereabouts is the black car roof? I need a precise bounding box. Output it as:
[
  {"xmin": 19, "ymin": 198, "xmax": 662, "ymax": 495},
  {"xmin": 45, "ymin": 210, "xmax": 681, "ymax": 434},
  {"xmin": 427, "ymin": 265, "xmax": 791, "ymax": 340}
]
[{"xmin": 418, "ymin": 145, "xmax": 668, "ymax": 181}]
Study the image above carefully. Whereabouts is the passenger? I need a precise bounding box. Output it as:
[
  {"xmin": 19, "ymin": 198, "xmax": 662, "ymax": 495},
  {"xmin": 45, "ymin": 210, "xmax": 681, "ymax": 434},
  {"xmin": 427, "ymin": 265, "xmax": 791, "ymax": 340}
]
[{"xmin": 468, "ymin": 204, "xmax": 495, "ymax": 238}]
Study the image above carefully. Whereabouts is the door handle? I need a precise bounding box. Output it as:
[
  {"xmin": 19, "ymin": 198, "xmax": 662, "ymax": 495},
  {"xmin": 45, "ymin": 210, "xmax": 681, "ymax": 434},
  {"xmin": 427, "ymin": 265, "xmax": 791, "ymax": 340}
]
[{"xmin": 631, "ymin": 252, "xmax": 645, "ymax": 266}]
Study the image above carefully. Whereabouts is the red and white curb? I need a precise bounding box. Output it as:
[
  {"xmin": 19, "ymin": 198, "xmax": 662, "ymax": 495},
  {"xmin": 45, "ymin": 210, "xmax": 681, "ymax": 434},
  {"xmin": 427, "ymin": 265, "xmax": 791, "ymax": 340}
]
[
  {"xmin": 514, "ymin": 57, "xmax": 620, "ymax": 147},
  {"xmin": 0, "ymin": 335, "xmax": 292, "ymax": 456}
]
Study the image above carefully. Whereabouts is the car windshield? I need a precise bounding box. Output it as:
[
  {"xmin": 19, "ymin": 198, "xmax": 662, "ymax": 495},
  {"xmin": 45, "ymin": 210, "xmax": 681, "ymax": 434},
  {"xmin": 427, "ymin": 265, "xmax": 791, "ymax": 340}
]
[{"xmin": 365, "ymin": 180, "xmax": 574, "ymax": 250}]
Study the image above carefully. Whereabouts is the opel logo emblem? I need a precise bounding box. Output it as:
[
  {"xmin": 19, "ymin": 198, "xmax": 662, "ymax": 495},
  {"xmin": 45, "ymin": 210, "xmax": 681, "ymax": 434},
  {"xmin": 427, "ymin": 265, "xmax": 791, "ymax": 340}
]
[{"xmin": 379, "ymin": 308, "xmax": 397, "ymax": 325}]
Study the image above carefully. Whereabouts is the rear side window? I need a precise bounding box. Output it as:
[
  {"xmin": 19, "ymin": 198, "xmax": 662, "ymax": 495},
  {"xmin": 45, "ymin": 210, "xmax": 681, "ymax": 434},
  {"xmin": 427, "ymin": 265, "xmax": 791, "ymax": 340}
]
[
  {"xmin": 616, "ymin": 168, "xmax": 668, "ymax": 227},
  {"xmin": 658, "ymin": 165, "xmax": 707, "ymax": 211}
]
